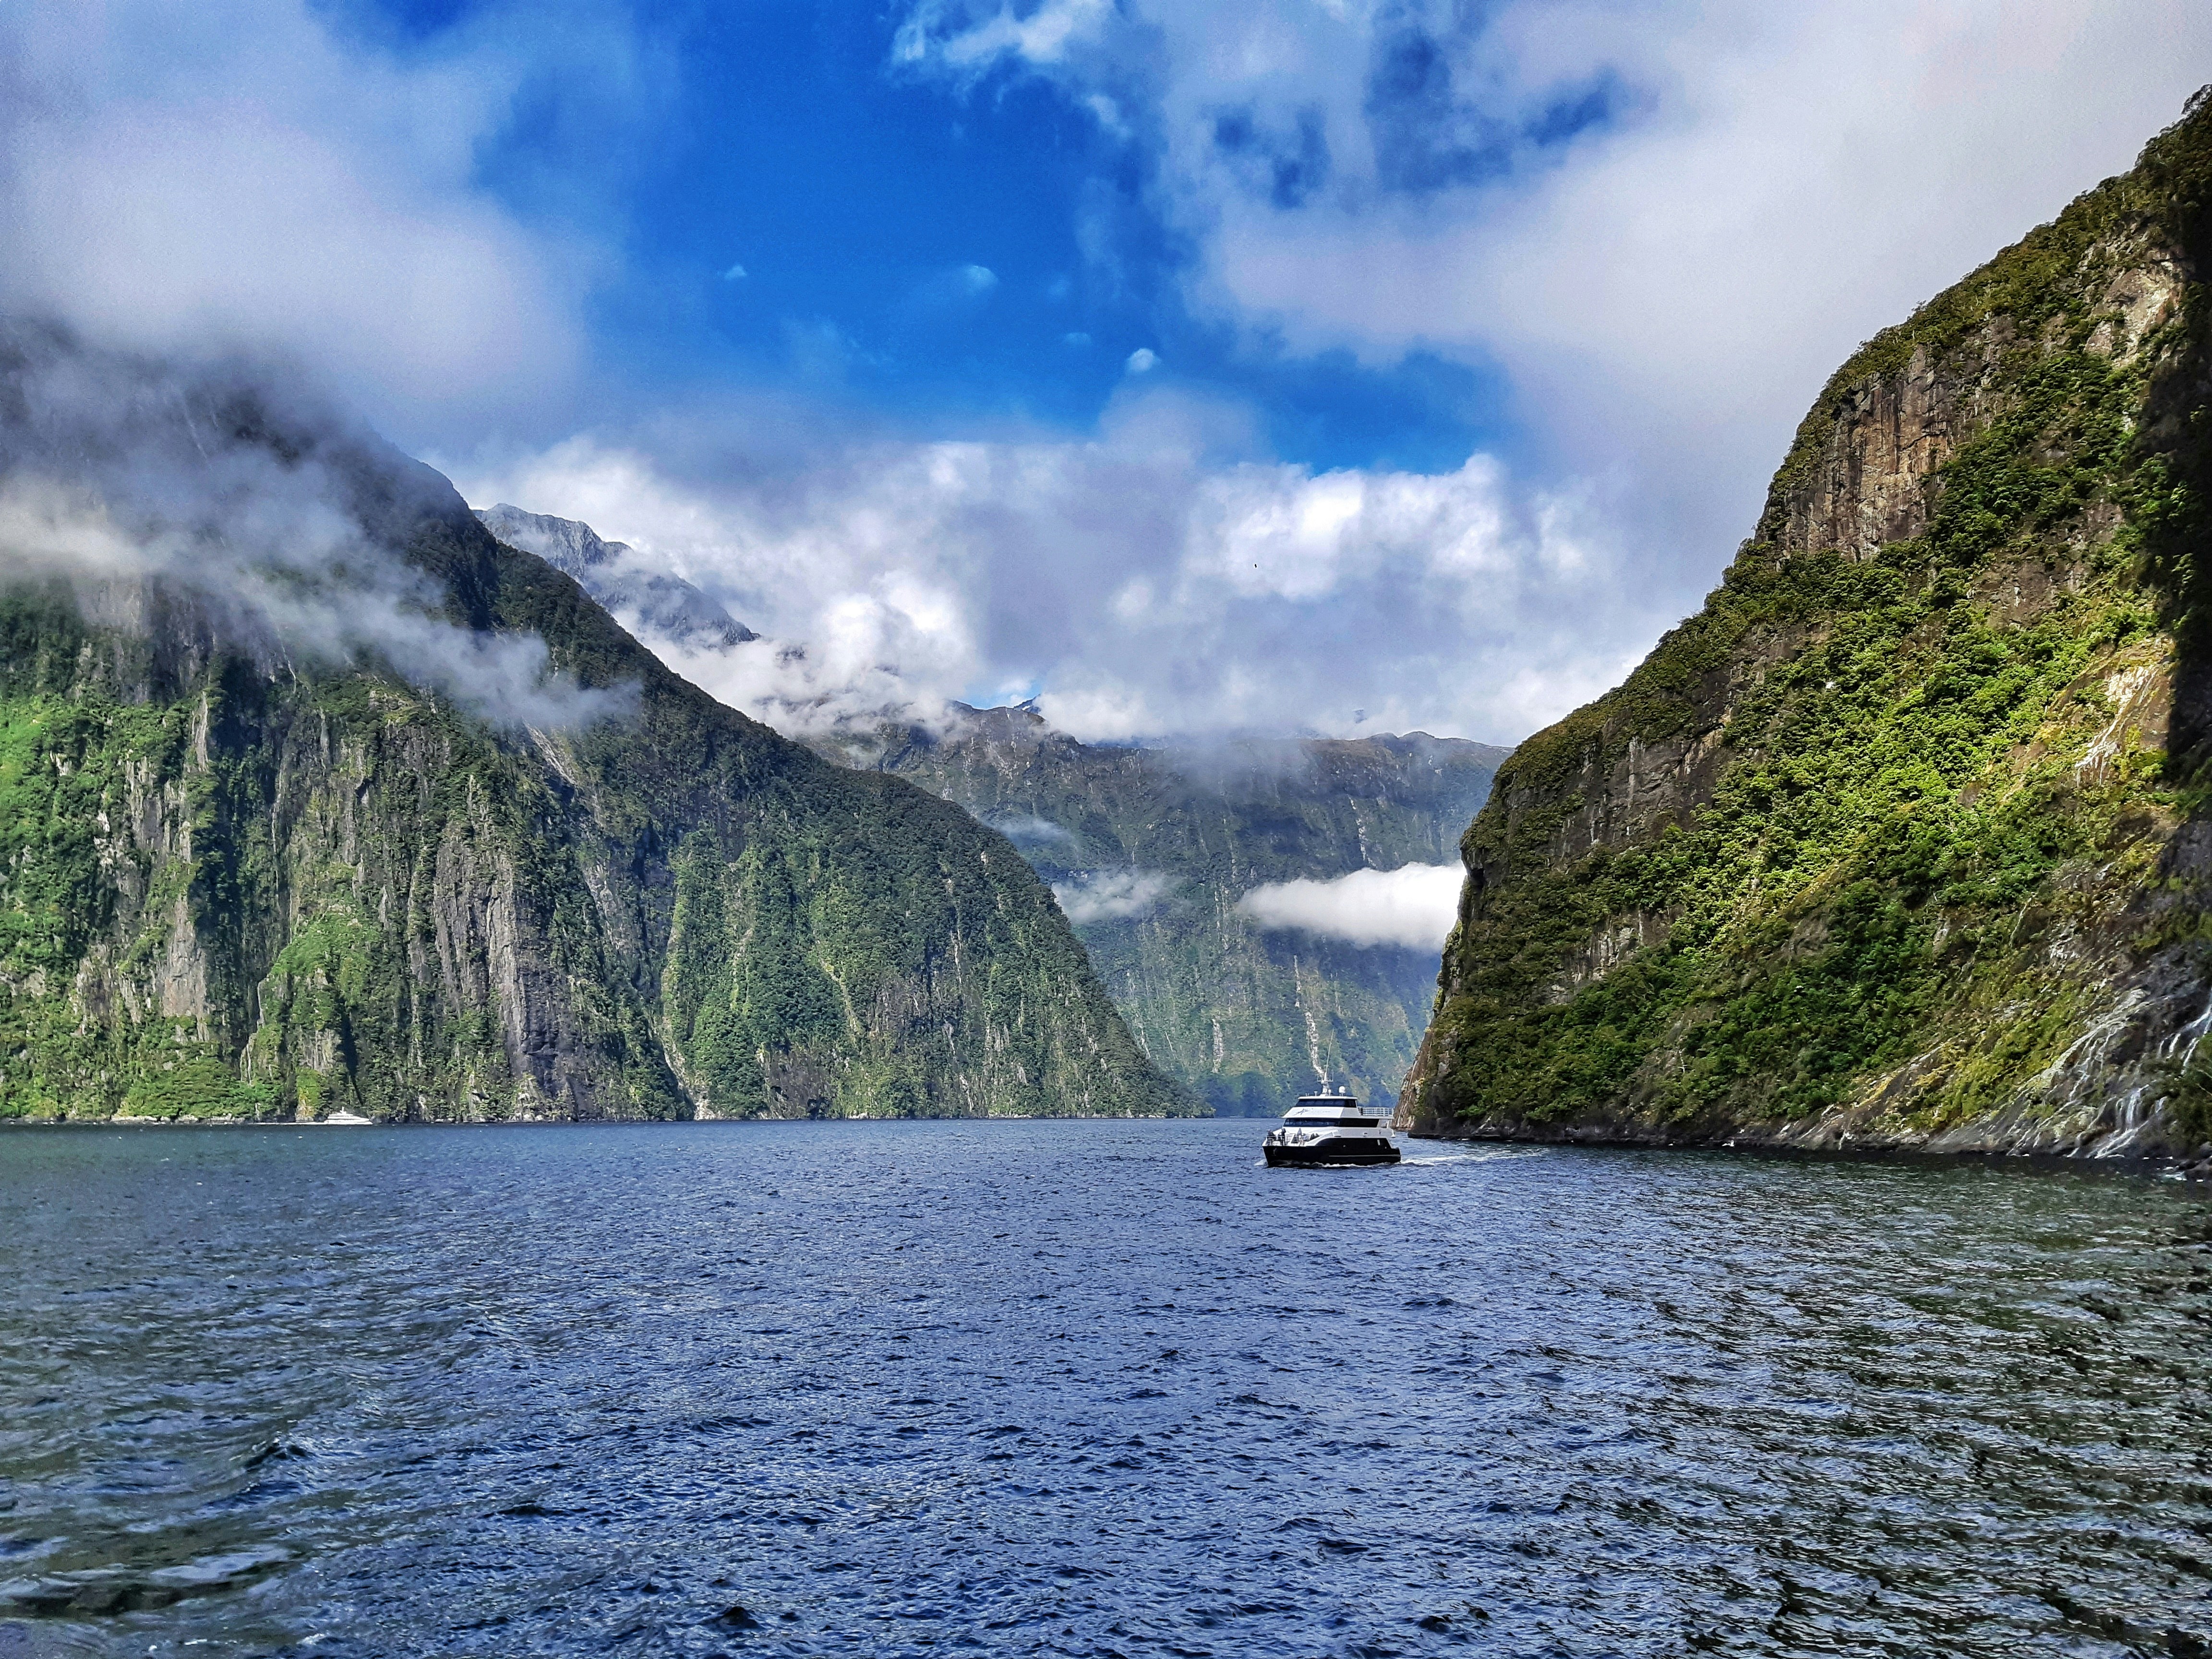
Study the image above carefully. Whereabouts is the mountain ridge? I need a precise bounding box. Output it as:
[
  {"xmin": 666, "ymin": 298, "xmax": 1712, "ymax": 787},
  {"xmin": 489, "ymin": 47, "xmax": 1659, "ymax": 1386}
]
[
  {"xmin": 814, "ymin": 703, "xmax": 1508, "ymax": 1111},
  {"xmin": 0, "ymin": 329, "xmax": 1188, "ymax": 1122},
  {"xmin": 1400, "ymin": 92, "xmax": 2212, "ymax": 1158},
  {"xmin": 478, "ymin": 504, "xmax": 1511, "ymax": 1109},
  {"xmin": 475, "ymin": 502, "xmax": 759, "ymax": 651}
]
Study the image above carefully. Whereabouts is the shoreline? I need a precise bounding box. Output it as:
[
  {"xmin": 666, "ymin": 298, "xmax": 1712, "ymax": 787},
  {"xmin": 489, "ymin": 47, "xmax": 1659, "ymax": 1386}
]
[
  {"xmin": 3, "ymin": 1113, "xmax": 2197, "ymax": 1180},
  {"xmin": 1400, "ymin": 1120, "xmax": 2202, "ymax": 1180},
  {"xmin": 0, "ymin": 1110, "xmax": 1212, "ymax": 1129}
]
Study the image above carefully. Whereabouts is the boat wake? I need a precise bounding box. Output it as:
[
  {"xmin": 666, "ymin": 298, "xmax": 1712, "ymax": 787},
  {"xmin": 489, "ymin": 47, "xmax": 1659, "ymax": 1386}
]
[
  {"xmin": 1395, "ymin": 1144, "xmax": 1550, "ymax": 1167},
  {"xmin": 1252, "ymin": 1145, "xmax": 1546, "ymax": 1169}
]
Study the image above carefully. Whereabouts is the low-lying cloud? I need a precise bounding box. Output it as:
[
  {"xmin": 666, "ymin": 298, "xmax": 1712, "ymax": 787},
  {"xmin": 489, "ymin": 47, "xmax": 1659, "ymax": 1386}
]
[
  {"xmin": 2, "ymin": 0, "xmax": 2200, "ymax": 767},
  {"xmin": 1054, "ymin": 869, "xmax": 1174, "ymax": 925},
  {"xmin": 993, "ymin": 815, "xmax": 1074, "ymax": 845},
  {"xmin": 0, "ymin": 332, "xmax": 631, "ymax": 733},
  {"xmin": 451, "ymin": 404, "xmax": 1635, "ymax": 745},
  {"xmin": 0, "ymin": 0, "xmax": 637, "ymax": 440},
  {"xmin": 1237, "ymin": 863, "xmax": 1465, "ymax": 951}
]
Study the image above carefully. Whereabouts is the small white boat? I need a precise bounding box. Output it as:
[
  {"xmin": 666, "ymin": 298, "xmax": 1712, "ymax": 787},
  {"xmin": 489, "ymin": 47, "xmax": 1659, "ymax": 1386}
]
[{"xmin": 1262, "ymin": 1087, "xmax": 1400, "ymax": 1167}]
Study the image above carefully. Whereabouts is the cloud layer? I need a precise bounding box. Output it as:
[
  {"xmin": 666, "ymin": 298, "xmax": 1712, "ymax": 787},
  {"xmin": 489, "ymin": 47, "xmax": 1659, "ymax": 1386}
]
[
  {"xmin": 900, "ymin": 0, "xmax": 2212, "ymax": 622},
  {"xmin": 452, "ymin": 404, "xmax": 1635, "ymax": 743},
  {"xmin": 1237, "ymin": 864, "xmax": 1466, "ymax": 951},
  {"xmin": 1054, "ymin": 870, "xmax": 1175, "ymax": 925},
  {"xmin": 464, "ymin": 0, "xmax": 2208, "ymax": 748},
  {"xmin": 8, "ymin": 0, "xmax": 2205, "ymax": 752},
  {"xmin": 0, "ymin": 0, "xmax": 631, "ymax": 439},
  {"xmin": 0, "ymin": 332, "xmax": 630, "ymax": 732}
]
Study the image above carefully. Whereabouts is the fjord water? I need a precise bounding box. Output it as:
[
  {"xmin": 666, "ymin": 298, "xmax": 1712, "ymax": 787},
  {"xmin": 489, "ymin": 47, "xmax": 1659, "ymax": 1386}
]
[{"xmin": 3, "ymin": 1123, "xmax": 2208, "ymax": 1657}]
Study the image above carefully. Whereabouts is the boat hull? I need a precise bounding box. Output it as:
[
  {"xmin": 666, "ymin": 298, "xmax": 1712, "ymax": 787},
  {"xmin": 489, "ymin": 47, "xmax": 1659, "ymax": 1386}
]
[{"xmin": 1264, "ymin": 1137, "xmax": 1401, "ymax": 1168}]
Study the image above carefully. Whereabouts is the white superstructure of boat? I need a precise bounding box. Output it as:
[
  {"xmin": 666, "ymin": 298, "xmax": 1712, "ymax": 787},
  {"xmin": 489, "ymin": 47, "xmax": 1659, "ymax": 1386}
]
[{"xmin": 1262, "ymin": 1087, "xmax": 1400, "ymax": 1167}]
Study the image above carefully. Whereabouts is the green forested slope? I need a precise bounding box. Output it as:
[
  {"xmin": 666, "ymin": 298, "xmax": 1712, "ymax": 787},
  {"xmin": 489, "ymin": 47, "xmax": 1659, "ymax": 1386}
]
[
  {"xmin": 1402, "ymin": 92, "xmax": 2212, "ymax": 1155},
  {"xmin": 473, "ymin": 502, "xmax": 1511, "ymax": 1115},
  {"xmin": 824, "ymin": 708, "xmax": 1505, "ymax": 1112},
  {"xmin": 0, "ymin": 342, "xmax": 1185, "ymax": 1121}
]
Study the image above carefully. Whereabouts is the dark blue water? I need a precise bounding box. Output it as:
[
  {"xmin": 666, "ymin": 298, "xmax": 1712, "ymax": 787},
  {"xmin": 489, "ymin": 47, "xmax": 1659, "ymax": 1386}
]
[{"xmin": 3, "ymin": 1121, "xmax": 2210, "ymax": 1657}]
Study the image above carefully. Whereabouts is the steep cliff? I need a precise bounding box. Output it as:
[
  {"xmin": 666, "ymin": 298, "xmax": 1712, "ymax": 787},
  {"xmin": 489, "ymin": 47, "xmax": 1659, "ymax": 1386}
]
[
  {"xmin": 828, "ymin": 707, "xmax": 1506, "ymax": 1112},
  {"xmin": 0, "ymin": 333, "xmax": 1186, "ymax": 1122},
  {"xmin": 1402, "ymin": 93, "xmax": 2212, "ymax": 1157},
  {"xmin": 477, "ymin": 505, "xmax": 1508, "ymax": 1113}
]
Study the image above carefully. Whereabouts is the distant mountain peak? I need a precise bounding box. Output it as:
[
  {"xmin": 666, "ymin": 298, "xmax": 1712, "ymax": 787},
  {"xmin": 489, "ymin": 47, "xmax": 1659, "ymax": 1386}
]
[
  {"xmin": 475, "ymin": 503, "xmax": 758, "ymax": 651},
  {"xmin": 476, "ymin": 503, "xmax": 627, "ymax": 570}
]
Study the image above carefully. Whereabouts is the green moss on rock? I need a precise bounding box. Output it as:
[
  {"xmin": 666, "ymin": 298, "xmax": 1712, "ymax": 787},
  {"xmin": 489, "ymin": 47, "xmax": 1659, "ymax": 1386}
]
[{"xmin": 1404, "ymin": 92, "xmax": 2212, "ymax": 1156}]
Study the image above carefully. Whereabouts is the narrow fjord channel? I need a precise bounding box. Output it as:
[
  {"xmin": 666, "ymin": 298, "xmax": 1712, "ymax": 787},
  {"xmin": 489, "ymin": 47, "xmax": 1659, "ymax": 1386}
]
[{"xmin": 5, "ymin": 1121, "xmax": 2209, "ymax": 1656}]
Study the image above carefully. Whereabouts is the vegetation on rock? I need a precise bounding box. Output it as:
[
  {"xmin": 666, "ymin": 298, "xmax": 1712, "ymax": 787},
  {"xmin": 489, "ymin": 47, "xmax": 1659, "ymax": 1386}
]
[
  {"xmin": 821, "ymin": 708, "xmax": 1505, "ymax": 1113},
  {"xmin": 0, "ymin": 349, "xmax": 1185, "ymax": 1122},
  {"xmin": 1403, "ymin": 91, "xmax": 2212, "ymax": 1155}
]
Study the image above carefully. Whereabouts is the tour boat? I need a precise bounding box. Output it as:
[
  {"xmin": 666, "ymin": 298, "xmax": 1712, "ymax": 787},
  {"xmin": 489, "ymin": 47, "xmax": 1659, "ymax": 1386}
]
[{"xmin": 1262, "ymin": 1087, "xmax": 1400, "ymax": 1167}]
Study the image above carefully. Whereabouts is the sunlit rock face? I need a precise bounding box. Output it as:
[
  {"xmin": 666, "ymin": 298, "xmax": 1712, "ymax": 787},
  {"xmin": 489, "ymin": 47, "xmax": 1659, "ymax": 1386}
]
[
  {"xmin": 1402, "ymin": 94, "xmax": 2212, "ymax": 1158},
  {"xmin": 0, "ymin": 336, "xmax": 1185, "ymax": 1123}
]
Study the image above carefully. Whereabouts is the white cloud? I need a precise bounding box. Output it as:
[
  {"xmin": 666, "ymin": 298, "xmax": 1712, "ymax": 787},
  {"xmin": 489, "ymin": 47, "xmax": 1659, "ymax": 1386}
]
[
  {"xmin": 1054, "ymin": 869, "xmax": 1174, "ymax": 924},
  {"xmin": 0, "ymin": 0, "xmax": 625, "ymax": 439},
  {"xmin": 993, "ymin": 815, "xmax": 1074, "ymax": 844},
  {"xmin": 454, "ymin": 435, "xmax": 983, "ymax": 736},
  {"xmin": 896, "ymin": 0, "xmax": 2212, "ymax": 632},
  {"xmin": 0, "ymin": 345, "xmax": 630, "ymax": 733},
  {"xmin": 447, "ymin": 402, "xmax": 1637, "ymax": 744},
  {"xmin": 1237, "ymin": 863, "xmax": 1465, "ymax": 951},
  {"xmin": 1125, "ymin": 347, "xmax": 1159, "ymax": 374},
  {"xmin": 910, "ymin": 264, "xmax": 1004, "ymax": 312},
  {"xmin": 893, "ymin": 0, "xmax": 1115, "ymax": 74}
]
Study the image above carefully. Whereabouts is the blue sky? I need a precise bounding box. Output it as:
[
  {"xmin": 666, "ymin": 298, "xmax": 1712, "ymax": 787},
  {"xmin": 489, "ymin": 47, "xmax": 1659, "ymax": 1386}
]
[
  {"xmin": 365, "ymin": 0, "xmax": 1515, "ymax": 474},
  {"xmin": 4, "ymin": 0, "xmax": 2207, "ymax": 740}
]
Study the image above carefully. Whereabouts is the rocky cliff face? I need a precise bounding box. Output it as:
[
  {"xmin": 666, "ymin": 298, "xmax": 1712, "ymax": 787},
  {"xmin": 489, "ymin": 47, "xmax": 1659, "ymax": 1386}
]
[
  {"xmin": 1401, "ymin": 93, "xmax": 2212, "ymax": 1158},
  {"xmin": 825, "ymin": 707, "xmax": 1506, "ymax": 1113},
  {"xmin": 0, "ymin": 335, "xmax": 1185, "ymax": 1122},
  {"xmin": 481, "ymin": 508, "xmax": 1510, "ymax": 1114}
]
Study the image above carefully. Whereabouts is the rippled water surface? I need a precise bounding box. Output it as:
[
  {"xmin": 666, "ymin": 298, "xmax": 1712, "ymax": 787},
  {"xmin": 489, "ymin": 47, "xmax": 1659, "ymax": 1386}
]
[{"xmin": 4, "ymin": 1121, "xmax": 2212, "ymax": 1657}]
